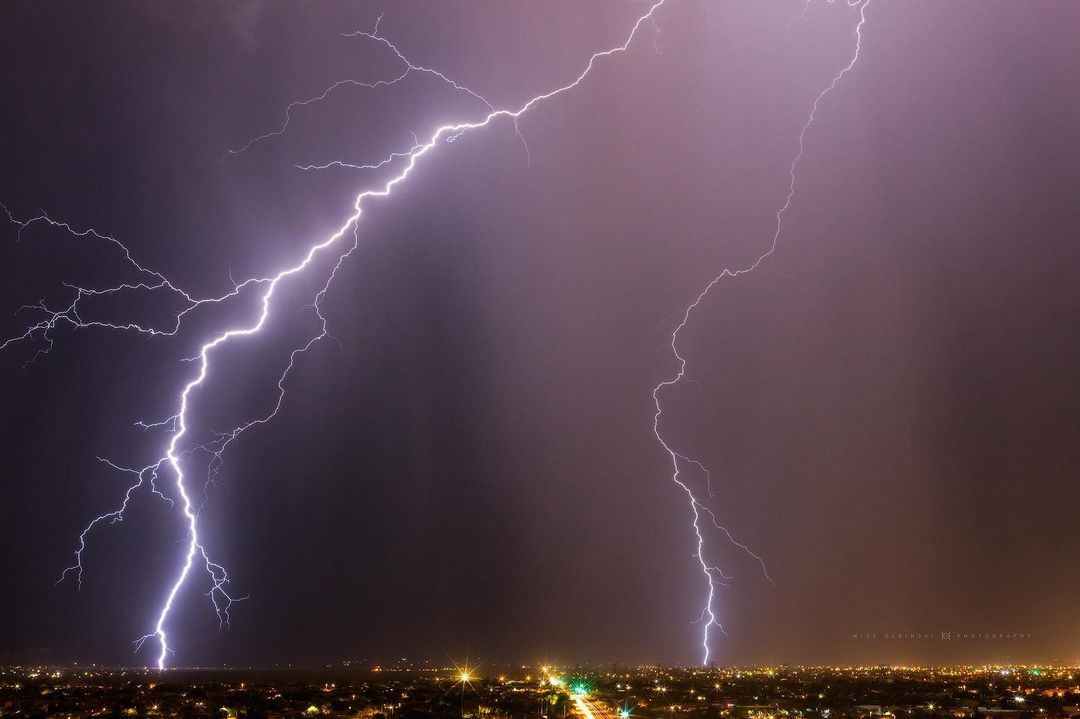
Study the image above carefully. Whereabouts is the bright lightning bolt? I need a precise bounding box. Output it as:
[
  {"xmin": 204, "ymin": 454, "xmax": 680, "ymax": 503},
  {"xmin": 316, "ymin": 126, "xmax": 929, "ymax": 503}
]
[
  {"xmin": 650, "ymin": 0, "xmax": 871, "ymax": 665},
  {"xmin": 3, "ymin": 2, "xmax": 670, "ymax": 668},
  {"xmin": 5, "ymin": 0, "xmax": 873, "ymax": 669}
]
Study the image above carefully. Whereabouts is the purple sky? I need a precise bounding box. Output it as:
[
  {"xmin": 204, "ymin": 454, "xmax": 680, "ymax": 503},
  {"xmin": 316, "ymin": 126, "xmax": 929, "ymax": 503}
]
[{"xmin": 1, "ymin": 0, "xmax": 1079, "ymax": 667}]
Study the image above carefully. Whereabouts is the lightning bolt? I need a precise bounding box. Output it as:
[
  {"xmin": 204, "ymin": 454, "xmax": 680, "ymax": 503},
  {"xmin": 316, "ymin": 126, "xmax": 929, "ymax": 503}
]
[
  {"xmin": 650, "ymin": 0, "xmax": 871, "ymax": 665},
  {"xmin": 226, "ymin": 12, "xmax": 530, "ymax": 168},
  {"xmin": 5, "ymin": 0, "xmax": 872, "ymax": 668},
  {"xmin": 4, "ymin": 1, "xmax": 671, "ymax": 668}
]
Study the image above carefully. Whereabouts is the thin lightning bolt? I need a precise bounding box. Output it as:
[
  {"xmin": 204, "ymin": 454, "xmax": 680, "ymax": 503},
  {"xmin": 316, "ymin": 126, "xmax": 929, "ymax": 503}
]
[
  {"xmin": 5, "ymin": 0, "xmax": 871, "ymax": 668},
  {"xmin": 226, "ymin": 12, "xmax": 529, "ymax": 167},
  {"xmin": 650, "ymin": 0, "xmax": 871, "ymax": 665},
  {"xmin": 4, "ymin": 2, "xmax": 670, "ymax": 668}
]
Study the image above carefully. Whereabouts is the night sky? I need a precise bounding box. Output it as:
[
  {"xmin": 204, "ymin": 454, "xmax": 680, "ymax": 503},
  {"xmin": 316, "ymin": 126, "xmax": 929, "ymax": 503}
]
[{"xmin": 2, "ymin": 1, "xmax": 1080, "ymax": 668}]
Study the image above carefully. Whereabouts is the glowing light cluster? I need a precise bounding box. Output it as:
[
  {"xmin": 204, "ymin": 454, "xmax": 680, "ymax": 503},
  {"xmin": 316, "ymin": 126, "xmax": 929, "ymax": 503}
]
[{"xmin": 573, "ymin": 694, "xmax": 598, "ymax": 719}]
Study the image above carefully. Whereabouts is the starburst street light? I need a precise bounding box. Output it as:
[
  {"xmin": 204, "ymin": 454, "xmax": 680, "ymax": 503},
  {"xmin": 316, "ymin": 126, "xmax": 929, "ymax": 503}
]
[{"xmin": 451, "ymin": 660, "xmax": 479, "ymax": 719}]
